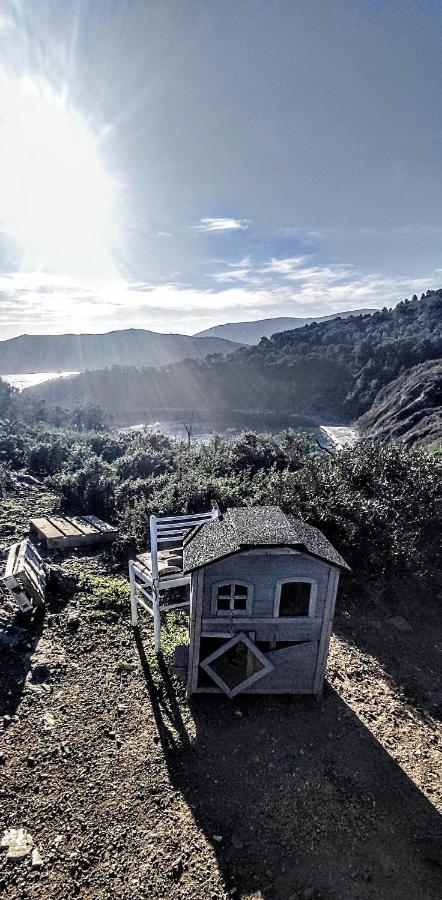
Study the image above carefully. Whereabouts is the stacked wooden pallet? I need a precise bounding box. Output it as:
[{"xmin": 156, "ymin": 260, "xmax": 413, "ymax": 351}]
[
  {"xmin": 30, "ymin": 515, "xmax": 118, "ymax": 550},
  {"xmin": 2, "ymin": 539, "xmax": 46, "ymax": 612}
]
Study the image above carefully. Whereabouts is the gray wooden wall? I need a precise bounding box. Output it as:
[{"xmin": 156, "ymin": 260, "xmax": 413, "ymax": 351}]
[
  {"xmin": 187, "ymin": 549, "xmax": 340, "ymax": 697},
  {"xmin": 202, "ymin": 550, "xmax": 330, "ymax": 619}
]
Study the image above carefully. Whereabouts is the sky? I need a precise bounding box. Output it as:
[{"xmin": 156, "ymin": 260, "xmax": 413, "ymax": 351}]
[{"xmin": 0, "ymin": 0, "xmax": 442, "ymax": 340}]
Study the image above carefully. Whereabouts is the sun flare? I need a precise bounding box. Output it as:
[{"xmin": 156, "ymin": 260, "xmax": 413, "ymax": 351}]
[{"xmin": 0, "ymin": 76, "xmax": 116, "ymax": 278}]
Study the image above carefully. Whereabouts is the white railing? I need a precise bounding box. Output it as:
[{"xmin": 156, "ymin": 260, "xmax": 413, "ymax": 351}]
[{"xmin": 129, "ymin": 504, "xmax": 219, "ymax": 652}]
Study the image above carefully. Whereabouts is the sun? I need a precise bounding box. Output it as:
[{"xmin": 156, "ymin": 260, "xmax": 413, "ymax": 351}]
[{"xmin": 0, "ymin": 75, "xmax": 117, "ymax": 279}]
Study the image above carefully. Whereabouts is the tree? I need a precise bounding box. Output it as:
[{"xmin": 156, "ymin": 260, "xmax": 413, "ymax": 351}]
[
  {"xmin": 183, "ymin": 412, "xmax": 194, "ymax": 449},
  {"xmin": 72, "ymin": 404, "xmax": 106, "ymax": 431},
  {"xmin": 0, "ymin": 378, "xmax": 17, "ymax": 418}
]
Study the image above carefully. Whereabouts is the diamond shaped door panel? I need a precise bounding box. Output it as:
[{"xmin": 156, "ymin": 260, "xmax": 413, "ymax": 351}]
[{"xmin": 200, "ymin": 632, "xmax": 274, "ymax": 698}]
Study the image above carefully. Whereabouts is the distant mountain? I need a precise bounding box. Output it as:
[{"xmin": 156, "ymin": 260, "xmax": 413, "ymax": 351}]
[
  {"xmin": 23, "ymin": 291, "xmax": 442, "ymax": 446},
  {"xmin": 0, "ymin": 329, "xmax": 241, "ymax": 375},
  {"xmin": 358, "ymin": 360, "xmax": 442, "ymax": 449},
  {"xmin": 196, "ymin": 309, "xmax": 377, "ymax": 344}
]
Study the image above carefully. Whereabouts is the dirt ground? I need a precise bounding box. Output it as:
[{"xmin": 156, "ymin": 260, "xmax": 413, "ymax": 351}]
[{"xmin": 0, "ymin": 480, "xmax": 441, "ymax": 899}]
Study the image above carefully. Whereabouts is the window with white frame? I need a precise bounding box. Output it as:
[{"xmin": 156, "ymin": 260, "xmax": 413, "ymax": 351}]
[
  {"xmin": 211, "ymin": 581, "xmax": 253, "ymax": 615},
  {"xmin": 273, "ymin": 578, "xmax": 318, "ymax": 617}
]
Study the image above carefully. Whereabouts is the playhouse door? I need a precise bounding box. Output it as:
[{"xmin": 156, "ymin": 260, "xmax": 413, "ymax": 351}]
[
  {"xmin": 246, "ymin": 640, "xmax": 319, "ymax": 693},
  {"xmin": 200, "ymin": 632, "xmax": 274, "ymax": 698}
]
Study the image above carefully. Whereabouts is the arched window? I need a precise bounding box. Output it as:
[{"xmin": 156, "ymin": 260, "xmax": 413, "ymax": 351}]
[
  {"xmin": 211, "ymin": 581, "xmax": 253, "ymax": 616},
  {"xmin": 273, "ymin": 578, "xmax": 318, "ymax": 617}
]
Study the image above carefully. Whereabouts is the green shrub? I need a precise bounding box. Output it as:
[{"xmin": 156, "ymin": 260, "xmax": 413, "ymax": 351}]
[
  {"xmin": 267, "ymin": 441, "xmax": 441, "ymax": 596},
  {"xmin": 50, "ymin": 456, "xmax": 117, "ymax": 518},
  {"xmin": 114, "ymin": 447, "xmax": 171, "ymax": 480},
  {"xmin": 87, "ymin": 434, "xmax": 126, "ymax": 463},
  {"xmin": 27, "ymin": 441, "xmax": 70, "ymax": 476},
  {"xmin": 87, "ymin": 575, "xmax": 130, "ymax": 614},
  {"xmin": 0, "ymin": 424, "xmax": 27, "ymax": 469},
  {"xmin": 12, "ymin": 421, "xmax": 439, "ymax": 613}
]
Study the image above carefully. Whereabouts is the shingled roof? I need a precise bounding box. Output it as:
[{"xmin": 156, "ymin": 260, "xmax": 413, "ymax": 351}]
[{"xmin": 183, "ymin": 506, "xmax": 349, "ymax": 572}]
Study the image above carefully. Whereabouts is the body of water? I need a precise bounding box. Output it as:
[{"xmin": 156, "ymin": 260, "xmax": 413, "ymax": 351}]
[
  {"xmin": 2, "ymin": 371, "xmax": 80, "ymax": 390},
  {"xmin": 118, "ymin": 416, "xmax": 358, "ymax": 448}
]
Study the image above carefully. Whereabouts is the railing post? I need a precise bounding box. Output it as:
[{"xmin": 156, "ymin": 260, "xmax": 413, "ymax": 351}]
[
  {"xmin": 150, "ymin": 515, "xmax": 159, "ymax": 579},
  {"xmin": 211, "ymin": 500, "xmax": 221, "ymax": 519},
  {"xmin": 153, "ymin": 580, "xmax": 161, "ymax": 653},
  {"xmin": 129, "ymin": 560, "xmax": 138, "ymax": 626}
]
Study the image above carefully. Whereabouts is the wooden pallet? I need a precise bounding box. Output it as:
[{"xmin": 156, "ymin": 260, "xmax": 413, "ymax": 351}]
[
  {"xmin": 29, "ymin": 515, "xmax": 118, "ymax": 550},
  {"xmin": 2, "ymin": 539, "xmax": 46, "ymax": 611}
]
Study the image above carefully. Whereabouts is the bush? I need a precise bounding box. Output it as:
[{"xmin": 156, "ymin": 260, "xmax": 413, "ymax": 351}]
[
  {"xmin": 0, "ymin": 378, "xmax": 17, "ymax": 418},
  {"xmin": 13, "ymin": 422, "xmax": 440, "ymax": 612},
  {"xmin": 0, "ymin": 424, "xmax": 27, "ymax": 469},
  {"xmin": 87, "ymin": 434, "xmax": 126, "ymax": 463},
  {"xmin": 114, "ymin": 447, "xmax": 171, "ymax": 480},
  {"xmin": 267, "ymin": 442, "xmax": 441, "ymax": 597},
  {"xmin": 27, "ymin": 441, "xmax": 70, "ymax": 476},
  {"xmin": 50, "ymin": 457, "xmax": 117, "ymax": 519}
]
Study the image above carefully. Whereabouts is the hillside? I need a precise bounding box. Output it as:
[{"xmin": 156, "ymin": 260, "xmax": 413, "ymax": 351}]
[
  {"xmin": 23, "ymin": 291, "xmax": 442, "ymax": 440},
  {"xmin": 1, "ymin": 437, "xmax": 440, "ymax": 899},
  {"xmin": 358, "ymin": 360, "xmax": 442, "ymax": 448},
  {"xmin": 0, "ymin": 329, "xmax": 241, "ymax": 374},
  {"xmin": 20, "ymin": 356, "xmax": 354, "ymax": 423},
  {"xmin": 196, "ymin": 308, "xmax": 376, "ymax": 344}
]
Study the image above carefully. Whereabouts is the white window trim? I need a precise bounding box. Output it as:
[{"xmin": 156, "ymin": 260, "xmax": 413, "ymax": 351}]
[
  {"xmin": 273, "ymin": 577, "xmax": 318, "ymax": 618},
  {"xmin": 211, "ymin": 580, "xmax": 254, "ymax": 616}
]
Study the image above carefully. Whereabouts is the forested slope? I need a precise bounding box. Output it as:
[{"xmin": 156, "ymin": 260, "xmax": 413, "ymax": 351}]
[
  {"xmin": 196, "ymin": 307, "xmax": 375, "ymax": 344},
  {"xmin": 23, "ymin": 291, "xmax": 442, "ymax": 430}
]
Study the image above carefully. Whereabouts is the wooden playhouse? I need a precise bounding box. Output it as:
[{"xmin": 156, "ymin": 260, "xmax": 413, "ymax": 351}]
[{"xmin": 129, "ymin": 505, "xmax": 349, "ymax": 699}]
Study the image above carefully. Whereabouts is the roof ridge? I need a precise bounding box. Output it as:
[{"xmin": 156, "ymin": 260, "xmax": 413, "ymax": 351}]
[{"xmin": 183, "ymin": 505, "xmax": 349, "ymax": 572}]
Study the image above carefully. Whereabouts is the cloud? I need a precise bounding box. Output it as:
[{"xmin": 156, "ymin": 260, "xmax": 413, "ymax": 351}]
[
  {"xmin": 227, "ymin": 256, "xmax": 251, "ymax": 268},
  {"xmin": 193, "ymin": 217, "xmax": 251, "ymax": 233},
  {"xmin": 260, "ymin": 256, "xmax": 309, "ymax": 275},
  {"xmin": 209, "ymin": 257, "xmax": 261, "ymax": 285},
  {"xmin": 210, "ymin": 269, "xmax": 256, "ymax": 284},
  {"xmin": 0, "ymin": 271, "xmax": 278, "ymax": 337},
  {"xmin": 121, "ymin": 283, "xmax": 276, "ymax": 312},
  {"xmin": 208, "ymin": 255, "xmax": 355, "ymax": 287},
  {"xmin": 282, "ymin": 270, "xmax": 442, "ymax": 316},
  {"xmin": 279, "ymin": 227, "xmax": 326, "ymax": 241},
  {"xmin": 283, "ymin": 264, "xmax": 356, "ymax": 284},
  {"xmin": 1, "ymin": 265, "xmax": 441, "ymax": 340}
]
